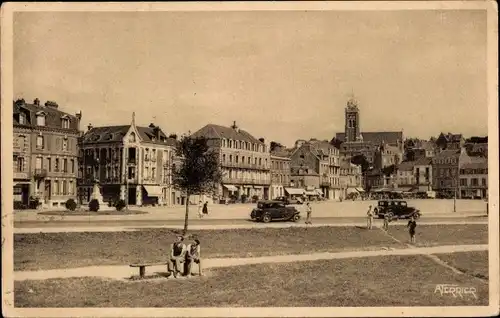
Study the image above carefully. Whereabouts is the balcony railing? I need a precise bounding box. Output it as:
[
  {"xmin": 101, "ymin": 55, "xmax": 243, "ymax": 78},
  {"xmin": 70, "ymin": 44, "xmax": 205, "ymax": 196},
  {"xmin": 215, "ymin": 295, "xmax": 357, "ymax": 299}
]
[
  {"xmin": 34, "ymin": 169, "xmax": 47, "ymax": 179},
  {"xmin": 222, "ymin": 177, "xmax": 270, "ymax": 186},
  {"xmin": 13, "ymin": 171, "xmax": 29, "ymax": 179},
  {"xmin": 221, "ymin": 162, "xmax": 270, "ymax": 170}
]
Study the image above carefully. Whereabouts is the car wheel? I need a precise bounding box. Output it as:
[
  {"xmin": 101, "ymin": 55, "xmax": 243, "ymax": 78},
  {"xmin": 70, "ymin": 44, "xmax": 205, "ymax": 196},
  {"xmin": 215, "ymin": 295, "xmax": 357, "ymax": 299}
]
[
  {"xmin": 293, "ymin": 214, "xmax": 300, "ymax": 222},
  {"xmin": 262, "ymin": 213, "xmax": 271, "ymax": 223}
]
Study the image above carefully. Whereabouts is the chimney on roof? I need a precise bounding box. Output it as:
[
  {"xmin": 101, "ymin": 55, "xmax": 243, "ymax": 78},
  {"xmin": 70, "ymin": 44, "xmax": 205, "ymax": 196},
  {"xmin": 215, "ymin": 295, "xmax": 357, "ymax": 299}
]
[
  {"xmin": 33, "ymin": 98, "xmax": 40, "ymax": 106},
  {"xmin": 76, "ymin": 111, "xmax": 82, "ymax": 131},
  {"xmin": 231, "ymin": 121, "xmax": 238, "ymax": 130},
  {"xmin": 87, "ymin": 123, "xmax": 93, "ymax": 131},
  {"xmin": 45, "ymin": 101, "xmax": 58, "ymax": 108}
]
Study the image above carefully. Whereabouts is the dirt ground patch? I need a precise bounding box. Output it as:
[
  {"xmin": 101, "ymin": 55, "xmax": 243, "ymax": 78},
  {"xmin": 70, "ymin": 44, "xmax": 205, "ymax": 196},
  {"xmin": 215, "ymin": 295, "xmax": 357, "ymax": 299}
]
[
  {"xmin": 14, "ymin": 254, "xmax": 488, "ymax": 307},
  {"xmin": 14, "ymin": 227, "xmax": 402, "ymax": 271},
  {"xmin": 435, "ymin": 251, "xmax": 489, "ymax": 280}
]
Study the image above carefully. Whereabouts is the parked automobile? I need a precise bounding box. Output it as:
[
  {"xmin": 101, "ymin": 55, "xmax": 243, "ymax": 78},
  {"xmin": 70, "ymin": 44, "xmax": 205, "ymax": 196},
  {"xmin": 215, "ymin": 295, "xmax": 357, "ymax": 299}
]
[
  {"xmin": 250, "ymin": 200, "xmax": 301, "ymax": 223},
  {"xmin": 373, "ymin": 199, "xmax": 421, "ymax": 219},
  {"xmin": 275, "ymin": 196, "xmax": 303, "ymax": 205}
]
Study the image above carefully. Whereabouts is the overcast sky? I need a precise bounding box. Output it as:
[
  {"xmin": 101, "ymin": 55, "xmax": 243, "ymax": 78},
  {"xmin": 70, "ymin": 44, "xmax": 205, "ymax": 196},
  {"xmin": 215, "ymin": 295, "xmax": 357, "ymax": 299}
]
[{"xmin": 14, "ymin": 10, "xmax": 487, "ymax": 147}]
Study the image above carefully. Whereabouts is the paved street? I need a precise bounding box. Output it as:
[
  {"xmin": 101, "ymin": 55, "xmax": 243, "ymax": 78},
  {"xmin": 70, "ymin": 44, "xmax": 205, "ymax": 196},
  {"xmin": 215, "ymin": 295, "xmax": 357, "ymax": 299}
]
[{"xmin": 13, "ymin": 199, "xmax": 487, "ymax": 224}]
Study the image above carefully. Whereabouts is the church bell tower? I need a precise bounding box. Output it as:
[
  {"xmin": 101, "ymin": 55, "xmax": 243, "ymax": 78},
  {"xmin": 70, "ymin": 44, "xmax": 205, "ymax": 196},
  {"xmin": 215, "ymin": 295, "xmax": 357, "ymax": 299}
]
[{"xmin": 344, "ymin": 97, "xmax": 360, "ymax": 142}]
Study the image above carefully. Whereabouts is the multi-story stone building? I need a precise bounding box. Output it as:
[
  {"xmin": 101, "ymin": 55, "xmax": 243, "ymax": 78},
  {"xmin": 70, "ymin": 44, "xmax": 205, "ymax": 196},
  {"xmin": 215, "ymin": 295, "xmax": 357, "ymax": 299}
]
[
  {"xmin": 334, "ymin": 97, "xmax": 404, "ymax": 166},
  {"xmin": 270, "ymin": 152, "xmax": 291, "ymax": 199},
  {"xmin": 435, "ymin": 132, "xmax": 466, "ymax": 151},
  {"xmin": 465, "ymin": 136, "xmax": 488, "ymax": 158},
  {"xmin": 339, "ymin": 156, "xmax": 363, "ymax": 198},
  {"xmin": 78, "ymin": 116, "xmax": 177, "ymax": 206},
  {"xmin": 432, "ymin": 147, "xmax": 473, "ymax": 198},
  {"xmin": 413, "ymin": 157, "xmax": 433, "ymax": 192},
  {"xmin": 374, "ymin": 142, "xmax": 403, "ymax": 170},
  {"xmin": 13, "ymin": 98, "xmax": 81, "ymax": 208},
  {"xmin": 395, "ymin": 161, "xmax": 416, "ymax": 191},
  {"xmin": 289, "ymin": 139, "xmax": 341, "ymax": 200},
  {"xmin": 459, "ymin": 158, "xmax": 488, "ymax": 199},
  {"xmin": 190, "ymin": 122, "xmax": 271, "ymax": 201}
]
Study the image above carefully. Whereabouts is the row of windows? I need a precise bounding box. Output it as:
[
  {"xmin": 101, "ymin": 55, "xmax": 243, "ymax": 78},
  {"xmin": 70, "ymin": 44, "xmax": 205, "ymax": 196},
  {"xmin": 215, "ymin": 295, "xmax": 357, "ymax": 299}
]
[
  {"xmin": 18, "ymin": 112, "xmax": 72, "ymax": 129},
  {"xmin": 222, "ymin": 154, "xmax": 268, "ymax": 166},
  {"xmin": 35, "ymin": 156, "xmax": 75, "ymax": 174},
  {"xmin": 225, "ymin": 169, "xmax": 270, "ymax": 180},
  {"xmin": 460, "ymin": 178, "xmax": 487, "ymax": 187},
  {"xmin": 272, "ymin": 160, "xmax": 290, "ymax": 170},
  {"xmin": 459, "ymin": 168, "xmax": 488, "ymax": 175},
  {"xmin": 35, "ymin": 135, "xmax": 71, "ymax": 151},
  {"xmin": 433, "ymin": 158, "xmax": 458, "ymax": 165},
  {"xmin": 221, "ymin": 139, "xmax": 267, "ymax": 153},
  {"xmin": 271, "ymin": 174, "xmax": 290, "ymax": 184}
]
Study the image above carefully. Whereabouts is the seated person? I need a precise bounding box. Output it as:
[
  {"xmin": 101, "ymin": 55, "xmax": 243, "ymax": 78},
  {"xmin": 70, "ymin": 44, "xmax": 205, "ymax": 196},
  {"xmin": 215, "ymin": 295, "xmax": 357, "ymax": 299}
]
[
  {"xmin": 167, "ymin": 235, "xmax": 186, "ymax": 278},
  {"xmin": 186, "ymin": 239, "xmax": 202, "ymax": 276}
]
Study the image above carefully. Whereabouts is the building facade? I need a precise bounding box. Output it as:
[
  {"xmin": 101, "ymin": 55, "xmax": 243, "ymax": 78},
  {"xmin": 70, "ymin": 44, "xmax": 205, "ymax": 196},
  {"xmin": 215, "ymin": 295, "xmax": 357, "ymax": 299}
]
[
  {"xmin": 190, "ymin": 122, "xmax": 271, "ymax": 202},
  {"xmin": 339, "ymin": 157, "xmax": 363, "ymax": 198},
  {"xmin": 459, "ymin": 159, "xmax": 488, "ymax": 199},
  {"xmin": 432, "ymin": 147, "xmax": 473, "ymax": 198},
  {"xmin": 435, "ymin": 132, "xmax": 466, "ymax": 151},
  {"xmin": 78, "ymin": 118, "xmax": 177, "ymax": 206},
  {"xmin": 374, "ymin": 142, "xmax": 403, "ymax": 170},
  {"xmin": 413, "ymin": 157, "xmax": 433, "ymax": 192},
  {"xmin": 289, "ymin": 139, "xmax": 341, "ymax": 200},
  {"xmin": 13, "ymin": 98, "xmax": 81, "ymax": 208},
  {"xmin": 270, "ymin": 153, "xmax": 291, "ymax": 199}
]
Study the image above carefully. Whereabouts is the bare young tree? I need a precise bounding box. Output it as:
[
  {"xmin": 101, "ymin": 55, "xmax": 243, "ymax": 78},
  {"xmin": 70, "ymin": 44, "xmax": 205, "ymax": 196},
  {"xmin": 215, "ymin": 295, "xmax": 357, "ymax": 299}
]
[{"xmin": 172, "ymin": 136, "xmax": 223, "ymax": 234}]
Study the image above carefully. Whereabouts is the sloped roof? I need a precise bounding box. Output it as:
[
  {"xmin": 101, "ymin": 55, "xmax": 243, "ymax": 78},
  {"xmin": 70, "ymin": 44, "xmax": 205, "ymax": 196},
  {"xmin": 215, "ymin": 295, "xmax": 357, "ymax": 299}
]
[
  {"xmin": 414, "ymin": 157, "xmax": 432, "ymax": 166},
  {"xmin": 335, "ymin": 131, "xmax": 403, "ymax": 145},
  {"xmin": 13, "ymin": 100, "xmax": 79, "ymax": 131},
  {"xmin": 190, "ymin": 124, "xmax": 263, "ymax": 144},
  {"xmin": 82, "ymin": 125, "xmax": 176, "ymax": 146},
  {"xmin": 433, "ymin": 149, "xmax": 461, "ymax": 159},
  {"xmin": 397, "ymin": 161, "xmax": 416, "ymax": 171},
  {"xmin": 460, "ymin": 159, "xmax": 487, "ymax": 170}
]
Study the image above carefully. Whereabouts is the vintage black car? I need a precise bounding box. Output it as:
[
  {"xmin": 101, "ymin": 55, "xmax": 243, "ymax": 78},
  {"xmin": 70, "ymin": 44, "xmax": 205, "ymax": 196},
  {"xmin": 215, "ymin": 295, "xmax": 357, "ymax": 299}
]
[
  {"xmin": 374, "ymin": 200, "xmax": 421, "ymax": 219},
  {"xmin": 250, "ymin": 200, "xmax": 301, "ymax": 223},
  {"xmin": 275, "ymin": 196, "xmax": 303, "ymax": 205}
]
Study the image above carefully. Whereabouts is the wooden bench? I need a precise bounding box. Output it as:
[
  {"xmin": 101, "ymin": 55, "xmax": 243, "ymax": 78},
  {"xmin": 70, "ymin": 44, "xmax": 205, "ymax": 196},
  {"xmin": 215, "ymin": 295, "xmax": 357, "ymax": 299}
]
[{"xmin": 129, "ymin": 262, "xmax": 169, "ymax": 278}]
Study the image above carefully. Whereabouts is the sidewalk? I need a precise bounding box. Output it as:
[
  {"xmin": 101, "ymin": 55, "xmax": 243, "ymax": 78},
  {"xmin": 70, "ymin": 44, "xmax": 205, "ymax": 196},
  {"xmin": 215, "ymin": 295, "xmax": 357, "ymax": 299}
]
[{"xmin": 14, "ymin": 244, "xmax": 488, "ymax": 281}]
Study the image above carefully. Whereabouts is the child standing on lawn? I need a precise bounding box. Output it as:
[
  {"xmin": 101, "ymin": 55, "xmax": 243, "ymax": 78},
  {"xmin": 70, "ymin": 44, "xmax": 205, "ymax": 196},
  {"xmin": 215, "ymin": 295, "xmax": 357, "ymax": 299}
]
[
  {"xmin": 197, "ymin": 200, "xmax": 203, "ymax": 219},
  {"xmin": 383, "ymin": 213, "xmax": 391, "ymax": 231},
  {"xmin": 366, "ymin": 205, "xmax": 373, "ymax": 229},
  {"xmin": 407, "ymin": 216, "xmax": 417, "ymax": 244},
  {"xmin": 305, "ymin": 202, "xmax": 312, "ymax": 225}
]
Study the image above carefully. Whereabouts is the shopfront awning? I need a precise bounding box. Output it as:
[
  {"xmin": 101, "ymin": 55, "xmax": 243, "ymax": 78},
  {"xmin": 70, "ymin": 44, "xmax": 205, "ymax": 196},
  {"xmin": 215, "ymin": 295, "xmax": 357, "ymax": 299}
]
[
  {"xmin": 143, "ymin": 185, "xmax": 163, "ymax": 197},
  {"xmin": 314, "ymin": 189, "xmax": 323, "ymax": 196},
  {"xmin": 14, "ymin": 182, "xmax": 31, "ymax": 187},
  {"xmin": 285, "ymin": 188, "xmax": 305, "ymax": 195},
  {"xmin": 305, "ymin": 190, "xmax": 318, "ymax": 196},
  {"xmin": 355, "ymin": 188, "xmax": 365, "ymax": 192},
  {"xmin": 223, "ymin": 184, "xmax": 238, "ymax": 192}
]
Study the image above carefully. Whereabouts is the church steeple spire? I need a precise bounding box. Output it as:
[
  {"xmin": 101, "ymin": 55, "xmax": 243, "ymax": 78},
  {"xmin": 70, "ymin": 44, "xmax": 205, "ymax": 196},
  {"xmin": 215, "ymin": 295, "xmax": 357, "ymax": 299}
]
[{"xmin": 344, "ymin": 95, "xmax": 360, "ymax": 142}]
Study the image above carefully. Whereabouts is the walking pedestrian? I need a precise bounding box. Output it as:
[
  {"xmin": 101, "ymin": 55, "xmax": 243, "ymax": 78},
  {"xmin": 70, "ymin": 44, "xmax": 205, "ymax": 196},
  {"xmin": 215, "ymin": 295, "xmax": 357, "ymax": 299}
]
[
  {"xmin": 407, "ymin": 216, "xmax": 417, "ymax": 244},
  {"xmin": 305, "ymin": 201, "xmax": 312, "ymax": 225},
  {"xmin": 202, "ymin": 201, "xmax": 209, "ymax": 216},
  {"xmin": 382, "ymin": 213, "xmax": 392, "ymax": 232},
  {"xmin": 197, "ymin": 200, "xmax": 203, "ymax": 219},
  {"xmin": 366, "ymin": 205, "xmax": 373, "ymax": 229}
]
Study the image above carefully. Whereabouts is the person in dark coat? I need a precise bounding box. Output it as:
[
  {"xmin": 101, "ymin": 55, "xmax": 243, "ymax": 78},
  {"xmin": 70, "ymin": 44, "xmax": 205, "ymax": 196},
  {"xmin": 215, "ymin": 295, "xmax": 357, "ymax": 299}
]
[
  {"xmin": 202, "ymin": 201, "xmax": 209, "ymax": 215},
  {"xmin": 407, "ymin": 216, "xmax": 417, "ymax": 244}
]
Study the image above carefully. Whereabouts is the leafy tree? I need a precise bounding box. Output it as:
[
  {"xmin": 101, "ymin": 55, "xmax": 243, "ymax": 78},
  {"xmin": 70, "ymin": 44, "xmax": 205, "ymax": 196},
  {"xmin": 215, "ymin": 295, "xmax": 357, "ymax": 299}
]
[
  {"xmin": 172, "ymin": 136, "xmax": 223, "ymax": 234},
  {"xmin": 350, "ymin": 154, "xmax": 370, "ymax": 173},
  {"xmin": 330, "ymin": 137, "xmax": 343, "ymax": 149},
  {"xmin": 270, "ymin": 141, "xmax": 283, "ymax": 152},
  {"xmin": 382, "ymin": 164, "xmax": 396, "ymax": 176}
]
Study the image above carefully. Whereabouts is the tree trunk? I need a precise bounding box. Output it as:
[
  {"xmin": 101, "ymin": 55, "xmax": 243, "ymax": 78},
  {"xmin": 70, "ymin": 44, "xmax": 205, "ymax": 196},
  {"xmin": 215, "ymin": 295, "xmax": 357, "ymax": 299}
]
[{"xmin": 183, "ymin": 193, "xmax": 190, "ymax": 235}]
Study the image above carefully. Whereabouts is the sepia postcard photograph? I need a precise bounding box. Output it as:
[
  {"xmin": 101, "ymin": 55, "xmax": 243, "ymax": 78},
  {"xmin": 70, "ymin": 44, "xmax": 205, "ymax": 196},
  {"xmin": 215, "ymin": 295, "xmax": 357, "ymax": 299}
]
[{"xmin": 1, "ymin": 1, "xmax": 498, "ymax": 317}]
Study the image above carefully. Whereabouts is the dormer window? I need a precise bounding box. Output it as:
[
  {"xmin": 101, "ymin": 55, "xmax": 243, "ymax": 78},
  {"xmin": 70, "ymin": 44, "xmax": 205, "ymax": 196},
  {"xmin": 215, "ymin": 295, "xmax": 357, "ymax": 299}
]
[
  {"xmin": 19, "ymin": 113, "xmax": 26, "ymax": 125},
  {"xmin": 36, "ymin": 111, "xmax": 46, "ymax": 126},
  {"xmin": 129, "ymin": 132, "xmax": 136, "ymax": 143},
  {"xmin": 61, "ymin": 115, "xmax": 71, "ymax": 129}
]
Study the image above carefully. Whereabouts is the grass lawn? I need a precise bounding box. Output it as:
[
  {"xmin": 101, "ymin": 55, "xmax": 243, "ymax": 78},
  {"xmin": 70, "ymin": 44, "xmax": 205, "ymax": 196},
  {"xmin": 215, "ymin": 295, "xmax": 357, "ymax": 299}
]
[
  {"xmin": 383, "ymin": 223, "xmax": 488, "ymax": 246},
  {"xmin": 435, "ymin": 251, "xmax": 489, "ymax": 280},
  {"xmin": 15, "ymin": 227, "xmax": 403, "ymax": 271},
  {"xmin": 14, "ymin": 254, "xmax": 488, "ymax": 307}
]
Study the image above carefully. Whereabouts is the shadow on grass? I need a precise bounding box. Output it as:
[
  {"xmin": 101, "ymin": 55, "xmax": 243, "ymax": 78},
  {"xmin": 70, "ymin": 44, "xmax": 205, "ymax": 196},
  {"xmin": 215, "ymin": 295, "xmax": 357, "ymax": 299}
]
[{"xmin": 38, "ymin": 210, "xmax": 148, "ymax": 216}]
